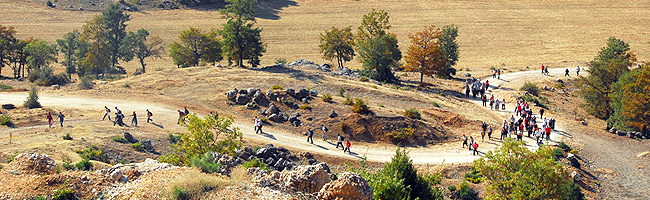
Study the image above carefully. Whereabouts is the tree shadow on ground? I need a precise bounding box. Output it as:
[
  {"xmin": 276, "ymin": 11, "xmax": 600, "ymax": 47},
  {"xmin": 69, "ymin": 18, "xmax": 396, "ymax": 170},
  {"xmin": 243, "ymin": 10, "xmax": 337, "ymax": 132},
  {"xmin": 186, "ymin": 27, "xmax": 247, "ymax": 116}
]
[{"xmin": 185, "ymin": 0, "xmax": 297, "ymax": 20}]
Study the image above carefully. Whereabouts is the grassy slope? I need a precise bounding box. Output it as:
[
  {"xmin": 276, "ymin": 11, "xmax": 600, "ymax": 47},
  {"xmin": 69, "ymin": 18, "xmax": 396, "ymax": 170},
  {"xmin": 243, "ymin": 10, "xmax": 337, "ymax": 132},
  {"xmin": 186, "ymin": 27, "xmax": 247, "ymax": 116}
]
[{"xmin": 1, "ymin": 0, "xmax": 648, "ymax": 77}]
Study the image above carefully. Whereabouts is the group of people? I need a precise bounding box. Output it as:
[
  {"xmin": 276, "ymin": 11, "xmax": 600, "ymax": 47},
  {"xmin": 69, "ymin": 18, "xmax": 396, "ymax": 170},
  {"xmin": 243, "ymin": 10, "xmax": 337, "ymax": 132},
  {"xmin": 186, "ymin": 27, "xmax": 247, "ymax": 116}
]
[
  {"xmin": 465, "ymin": 77, "xmax": 488, "ymax": 99},
  {"xmin": 483, "ymin": 94, "xmax": 507, "ymax": 111},
  {"xmin": 177, "ymin": 107, "xmax": 190, "ymax": 124},
  {"xmin": 491, "ymin": 69, "xmax": 502, "ymax": 79},
  {"xmin": 46, "ymin": 111, "xmax": 65, "ymax": 128},
  {"xmin": 462, "ymin": 134, "xmax": 480, "ymax": 155},
  {"xmin": 498, "ymin": 99, "xmax": 557, "ymax": 146},
  {"xmin": 102, "ymin": 106, "xmax": 153, "ymax": 127},
  {"xmin": 305, "ymin": 125, "xmax": 352, "ymax": 154},
  {"xmin": 565, "ymin": 66, "xmax": 581, "ymax": 77}
]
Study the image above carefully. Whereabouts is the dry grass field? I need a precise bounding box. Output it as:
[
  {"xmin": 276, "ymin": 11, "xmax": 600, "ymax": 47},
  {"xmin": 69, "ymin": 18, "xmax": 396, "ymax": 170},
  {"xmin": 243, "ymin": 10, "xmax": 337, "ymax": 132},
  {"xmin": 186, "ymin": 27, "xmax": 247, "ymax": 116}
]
[{"xmin": 1, "ymin": 0, "xmax": 649, "ymax": 77}]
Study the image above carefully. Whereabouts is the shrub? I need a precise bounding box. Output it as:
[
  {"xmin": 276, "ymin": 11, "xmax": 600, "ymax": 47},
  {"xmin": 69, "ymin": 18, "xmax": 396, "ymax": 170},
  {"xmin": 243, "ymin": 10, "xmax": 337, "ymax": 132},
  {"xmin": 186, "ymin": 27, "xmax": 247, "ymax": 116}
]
[
  {"xmin": 432, "ymin": 102, "xmax": 440, "ymax": 107},
  {"xmin": 359, "ymin": 77, "xmax": 369, "ymax": 82},
  {"xmin": 190, "ymin": 152, "xmax": 222, "ymax": 173},
  {"xmin": 339, "ymin": 122, "xmax": 350, "ymax": 131},
  {"xmin": 0, "ymin": 84, "xmax": 13, "ymax": 90},
  {"xmin": 62, "ymin": 133, "xmax": 73, "ymax": 140},
  {"xmin": 321, "ymin": 93, "xmax": 333, "ymax": 103},
  {"xmin": 521, "ymin": 95, "xmax": 548, "ymax": 109},
  {"xmin": 52, "ymin": 188, "xmax": 75, "ymax": 200},
  {"xmin": 403, "ymin": 108, "xmax": 421, "ymax": 119},
  {"xmin": 558, "ymin": 141, "xmax": 573, "ymax": 152},
  {"xmin": 78, "ymin": 75, "xmax": 94, "ymax": 90},
  {"xmin": 448, "ymin": 185, "xmax": 457, "ymax": 192},
  {"xmin": 386, "ymin": 127, "xmax": 415, "ymax": 143},
  {"xmin": 275, "ymin": 57, "xmax": 288, "ymax": 65},
  {"xmin": 271, "ymin": 85, "xmax": 283, "ymax": 90},
  {"xmin": 282, "ymin": 98, "xmax": 293, "ymax": 105},
  {"xmin": 561, "ymin": 181, "xmax": 585, "ymax": 200},
  {"xmin": 28, "ymin": 67, "xmax": 69, "ymax": 86},
  {"xmin": 243, "ymin": 157, "xmax": 270, "ymax": 172},
  {"xmin": 464, "ymin": 167, "xmax": 482, "ymax": 183},
  {"xmin": 75, "ymin": 159, "xmax": 93, "ymax": 171},
  {"xmin": 520, "ymin": 81, "xmax": 540, "ymax": 96},
  {"xmin": 112, "ymin": 136, "xmax": 128, "ymax": 143},
  {"xmin": 337, "ymin": 87, "xmax": 345, "ymax": 97},
  {"xmin": 62, "ymin": 158, "xmax": 75, "ymax": 170},
  {"xmin": 0, "ymin": 115, "xmax": 12, "ymax": 126},
  {"xmin": 458, "ymin": 181, "xmax": 478, "ymax": 200},
  {"xmin": 299, "ymin": 104, "xmax": 312, "ymax": 110},
  {"xmin": 23, "ymin": 87, "xmax": 42, "ymax": 109},
  {"xmin": 552, "ymin": 148, "xmax": 564, "ymax": 159},
  {"xmin": 246, "ymin": 103, "xmax": 258, "ymax": 109},
  {"xmin": 124, "ymin": 83, "xmax": 131, "ymax": 88},
  {"xmin": 166, "ymin": 169, "xmax": 235, "ymax": 200},
  {"xmin": 76, "ymin": 145, "xmax": 110, "ymax": 163},
  {"xmin": 352, "ymin": 98, "xmax": 369, "ymax": 114},
  {"xmin": 53, "ymin": 72, "xmax": 70, "ymax": 85},
  {"xmin": 167, "ymin": 133, "xmax": 182, "ymax": 144},
  {"xmin": 131, "ymin": 142, "xmax": 143, "ymax": 151},
  {"xmin": 171, "ymin": 187, "xmax": 189, "ymax": 200},
  {"xmin": 371, "ymin": 149, "xmax": 443, "ymax": 200},
  {"xmin": 342, "ymin": 95, "xmax": 353, "ymax": 105}
]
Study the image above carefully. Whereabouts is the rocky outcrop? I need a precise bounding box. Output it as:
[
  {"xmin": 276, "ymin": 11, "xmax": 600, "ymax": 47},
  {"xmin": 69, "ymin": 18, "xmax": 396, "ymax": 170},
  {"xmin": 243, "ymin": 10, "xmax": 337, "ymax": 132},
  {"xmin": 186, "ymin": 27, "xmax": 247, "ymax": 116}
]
[
  {"xmin": 318, "ymin": 172, "xmax": 373, "ymax": 200},
  {"xmin": 98, "ymin": 158, "xmax": 177, "ymax": 183},
  {"xmin": 9, "ymin": 153, "xmax": 56, "ymax": 174},
  {"xmin": 254, "ymin": 144, "xmax": 297, "ymax": 171},
  {"xmin": 124, "ymin": 132, "xmax": 138, "ymax": 143},
  {"xmin": 329, "ymin": 109, "xmax": 338, "ymax": 118},
  {"xmin": 254, "ymin": 163, "xmax": 331, "ymax": 194}
]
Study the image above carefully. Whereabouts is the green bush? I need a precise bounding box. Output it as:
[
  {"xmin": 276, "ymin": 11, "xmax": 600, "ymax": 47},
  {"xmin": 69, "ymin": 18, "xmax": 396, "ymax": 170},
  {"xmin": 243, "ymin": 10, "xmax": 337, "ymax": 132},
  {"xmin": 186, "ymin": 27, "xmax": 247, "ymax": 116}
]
[
  {"xmin": 0, "ymin": 84, "xmax": 13, "ymax": 90},
  {"xmin": 352, "ymin": 98, "xmax": 369, "ymax": 114},
  {"xmin": 432, "ymin": 102, "xmax": 440, "ymax": 107},
  {"xmin": 78, "ymin": 75, "xmax": 94, "ymax": 90},
  {"xmin": 464, "ymin": 167, "xmax": 483, "ymax": 183},
  {"xmin": 521, "ymin": 82, "xmax": 540, "ymax": 96},
  {"xmin": 0, "ymin": 115, "xmax": 12, "ymax": 126},
  {"xmin": 403, "ymin": 108, "xmax": 421, "ymax": 119},
  {"xmin": 271, "ymin": 85, "xmax": 283, "ymax": 90},
  {"xmin": 282, "ymin": 98, "xmax": 293, "ymax": 105},
  {"xmin": 28, "ymin": 67, "xmax": 69, "ymax": 86},
  {"xmin": 552, "ymin": 148, "xmax": 565, "ymax": 159},
  {"xmin": 172, "ymin": 187, "xmax": 189, "ymax": 200},
  {"xmin": 167, "ymin": 133, "xmax": 182, "ymax": 144},
  {"xmin": 359, "ymin": 77, "xmax": 369, "ymax": 82},
  {"xmin": 243, "ymin": 157, "xmax": 270, "ymax": 172},
  {"xmin": 131, "ymin": 142, "xmax": 143, "ymax": 151},
  {"xmin": 76, "ymin": 145, "xmax": 110, "ymax": 163},
  {"xmin": 458, "ymin": 181, "xmax": 478, "ymax": 200},
  {"xmin": 299, "ymin": 104, "xmax": 312, "ymax": 110},
  {"xmin": 62, "ymin": 133, "xmax": 73, "ymax": 140},
  {"xmin": 246, "ymin": 102, "xmax": 259, "ymax": 109},
  {"xmin": 190, "ymin": 152, "xmax": 222, "ymax": 173},
  {"xmin": 337, "ymin": 87, "xmax": 345, "ymax": 97},
  {"xmin": 321, "ymin": 93, "xmax": 333, "ymax": 103},
  {"xmin": 386, "ymin": 127, "xmax": 415, "ymax": 143},
  {"xmin": 54, "ymin": 72, "xmax": 70, "ymax": 85},
  {"xmin": 274, "ymin": 57, "xmax": 288, "ymax": 65},
  {"xmin": 448, "ymin": 185, "xmax": 457, "ymax": 192},
  {"xmin": 75, "ymin": 159, "xmax": 93, "ymax": 171},
  {"xmin": 339, "ymin": 122, "xmax": 349, "ymax": 131},
  {"xmin": 24, "ymin": 87, "xmax": 42, "ymax": 109},
  {"xmin": 369, "ymin": 149, "xmax": 443, "ymax": 200},
  {"xmin": 561, "ymin": 181, "xmax": 585, "ymax": 200},
  {"xmin": 558, "ymin": 141, "xmax": 573, "ymax": 152},
  {"xmin": 62, "ymin": 159, "xmax": 75, "ymax": 170},
  {"xmin": 112, "ymin": 136, "xmax": 128, "ymax": 143},
  {"xmin": 343, "ymin": 95, "xmax": 353, "ymax": 105},
  {"xmin": 52, "ymin": 188, "xmax": 75, "ymax": 200}
]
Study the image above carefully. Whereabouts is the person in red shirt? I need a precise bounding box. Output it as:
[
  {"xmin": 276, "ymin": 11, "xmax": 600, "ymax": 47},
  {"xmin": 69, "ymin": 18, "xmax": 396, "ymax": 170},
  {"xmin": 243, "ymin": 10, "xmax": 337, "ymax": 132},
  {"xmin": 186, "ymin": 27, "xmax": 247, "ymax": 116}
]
[
  {"xmin": 344, "ymin": 139, "xmax": 351, "ymax": 154},
  {"xmin": 545, "ymin": 126, "xmax": 552, "ymax": 141},
  {"xmin": 472, "ymin": 142, "xmax": 479, "ymax": 155},
  {"xmin": 46, "ymin": 112, "xmax": 53, "ymax": 128}
]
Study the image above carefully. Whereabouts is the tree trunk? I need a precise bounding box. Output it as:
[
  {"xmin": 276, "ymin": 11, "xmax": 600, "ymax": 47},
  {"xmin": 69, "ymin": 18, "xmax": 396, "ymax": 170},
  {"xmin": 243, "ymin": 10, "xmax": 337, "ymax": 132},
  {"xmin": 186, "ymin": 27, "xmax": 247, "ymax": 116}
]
[
  {"xmin": 140, "ymin": 58, "xmax": 146, "ymax": 73},
  {"xmin": 420, "ymin": 72, "xmax": 424, "ymax": 85}
]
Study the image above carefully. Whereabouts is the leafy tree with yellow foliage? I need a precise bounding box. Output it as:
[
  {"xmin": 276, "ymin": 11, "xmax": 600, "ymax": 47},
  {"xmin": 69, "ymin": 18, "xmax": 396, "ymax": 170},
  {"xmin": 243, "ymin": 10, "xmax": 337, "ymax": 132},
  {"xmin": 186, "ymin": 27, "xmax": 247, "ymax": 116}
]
[
  {"xmin": 609, "ymin": 63, "xmax": 650, "ymax": 133},
  {"xmin": 403, "ymin": 25, "xmax": 446, "ymax": 85}
]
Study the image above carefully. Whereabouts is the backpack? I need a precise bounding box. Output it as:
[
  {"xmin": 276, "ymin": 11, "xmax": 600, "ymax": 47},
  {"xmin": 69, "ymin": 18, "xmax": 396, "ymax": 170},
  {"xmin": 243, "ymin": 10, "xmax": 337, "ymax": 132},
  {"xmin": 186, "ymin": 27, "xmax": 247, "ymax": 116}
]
[{"xmin": 323, "ymin": 126, "xmax": 328, "ymax": 132}]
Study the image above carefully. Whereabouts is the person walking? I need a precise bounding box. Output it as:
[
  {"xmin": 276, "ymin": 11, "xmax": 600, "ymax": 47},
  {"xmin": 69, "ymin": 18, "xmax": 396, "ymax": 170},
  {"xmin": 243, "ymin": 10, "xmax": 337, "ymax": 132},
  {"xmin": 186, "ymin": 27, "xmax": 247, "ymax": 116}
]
[
  {"xmin": 540, "ymin": 108, "xmax": 545, "ymax": 119},
  {"xmin": 565, "ymin": 68, "xmax": 570, "ymax": 77},
  {"xmin": 487, "ymin": 125, "xmax": 493, "ymax": 140},
  {"xmin": 254, "ymin": 116, "xmax": 261, "ymax": 134},
  {"xmin": 130, "ymin": 111, "xmax": 138, "ymax": 127},
  {"xmin": 177, "ymin": 110, "xmax": 184, "ymax": 124},
  {"xmin": 344, "ymin": 139, "xmax": 351, "ymax": 154},
  {"xmin": 336, "ymin": 133, "xmax": 344, "ymax": 149},
  {"xmin": 541, "ymin": 65, "xmax": 545, "ymax": 74},
  {"xmin": 183, "ymin": 107, "xmax": 189, "ymax": 116},
  {"xmin": 146, "ymin": 109, "xmax": 153, "ymax": 123},
  {"xmin": 497, "ymin": 69, "xmax": 501, "ymax": 79},
  {"xmin": 256, "ymin": 118, "xmax": 263, "ymax": 134},
  {"xmin": 576, "ymin": 66, "xmax": 580, "ymax": 76},
  {"xmin": 545, "ymin": 125, "xmax": 552, "ymax": 141},
  {"xmin": 102, "ymin": 106, "xmax": 111, "ymax": 120},
  {"xmin": 462, "ymin": 134, "xmax": 468, "ymax": 148},
  {"xmin": 472, "ymin": 142, "xmax": 479, "ymax": 156},
  {"xmin": 469, "ymin": 136, "xmax": 475, "ymax": 151},
  {"xmin": 46, "ymin": 111, "xmax": 53, "ymax": 128},
  {"xmin": 494, "ymin": 99, "xmax": 500, "ymax": 111},
  {"xmin": 114, "ymin": 107, "xmax": 121, "ymax": 115},
  {"xmin": 501, "ymin": 99, "xmax": 506, "ymax": 110},
  {"xmin": 322, "ymin": 124, "xmax": 328, "ymax": 141},
  {"xmin": 465, "ymin": 85, "xmax": 470, "ymax": 98},
  {"xmin": 482, "ymin": 95, "xmax": 487, "ymax": 107},
  {"xmin": 535, "ymin": 128, "xmax": 542, "ymax": 143},
  {"xmin": 57, "ymin": 112, "xmax": 65, "ymax": 128},
  {"xmin": 307, "ymin": 128, "xmax": 314, "ymax": 144}
]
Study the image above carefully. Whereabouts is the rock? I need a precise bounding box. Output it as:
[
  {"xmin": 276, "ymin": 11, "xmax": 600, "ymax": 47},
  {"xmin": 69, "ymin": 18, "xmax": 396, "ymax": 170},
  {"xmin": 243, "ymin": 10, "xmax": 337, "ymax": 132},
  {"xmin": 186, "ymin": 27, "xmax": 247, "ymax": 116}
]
[
  {"xmin": 288, "ymin": 112, "xmax": 301, "ymax": 122},
  {"xmin": 264, "ymin": 103, "xmax": 281, "ymax": 116},
  {"xmin": 140, "ymin": 139, "xmax": 154, "ymax": 152},
  {"xmin": 268, "ymin": 114, "xmax": 283, "ymax": 122},
  {"xmin": 247, "ymin": 167, "xmax": 270, "ymax": 179},
  {"xmin": 329, "ymin": 110, "xmax": 338, "ymax": 118},
  {"xmin": 1, "ymin": 104, "xmax": 16, "ymax": 109},
  {"xmin": 286, "ymin": 89, "xmax": 295, "ymax": 96},
  {"xmin": 254, "ymin": 163, "xmax": 331, "ymax": 194},
  {"xmin": 110, "ymin": 170, "xmax": 123, "ymax": 182},
  {"xmin": 306, "ymin": 117, "xmax": 313, "ymax": 121},
  {"xmin": 302, "ymin": 98, "xmax": 308, "ymax": 103},
  {"xmin": 119, "ymin": 175, "xmax": 129, "ymax": 183},
  {"xmin": 617, "ymin": 130, "xmax": 627, "ymax": 136},
  {"xmin": 557, "ymin": 79, "xmax": 564, "ymax": 84},
  {"xmin": 252, "ymin": 92, "xmax": 269, "ymax": 106},
  {"xmin": 296, "ymin": 89, "xmax": 310, "ymax": 99},
  {"xmin": 274, "ymin": 158, "xmax": 287, "ymax": 171},
  {"xmin": 52, "ymin": 85, "xmax": 60, "ymax": 90},
  {"xmin": 307, "ymin": 158, "xmax": 318, "ymax": 165},
  {"xmin": 309, "ymin": 89, "xmax": 318, "ymax": 96},
  {"xmin": 8, "ymin": 153, "xmax": 56, "ymax": 174},
  {"xmin": 247, "ymin": 88, "xmax": 258, "ymax": 95},
  {"xmin": 239, "ymin": 89, "xmax": 248, "ymax": 94},
  {"xmin": 257, "ymin": 147, "xmax": 275, "ymax": 159},
  {"xmin": 581, "ymin": 121, "xmax": 587, "ymax": 126},
  {"xmin": 318, "ymin": 172, "xmax": 373, "ymax": 200},
  {"xmin": 465, "ymin": 73, "xmax": 471, "ymax": 77},
  {"xmin": 288, "ymin": 59, "xmax": 315, "ymax": 66},
  {"xmin": 292, "ymin": 120, "xmax": 301, "ymax": 127},
  {"xmin": 124, "ymin": 132, "xmax": 138, "ymax": 143},
  {"xmin": 635, "ymin": 132, "xmax": 643, "ymax": 139},
  {"xmin": 225, "ymin": 89, "xmax": 238, "ymax": 101},
  {"xmin": 570, "ymin": 171, "xmax": 581, "ymax": 181},
  {"xmin": 609, "ymin": 127, "xmax": 617, "ymax": 134},
  {"xmin": 236, "ymin": 94, "xmax": 251, "ymax": 105},
  {"xmin": 567, "ymin": 153, "xmax": 580, "ymax": 168}
]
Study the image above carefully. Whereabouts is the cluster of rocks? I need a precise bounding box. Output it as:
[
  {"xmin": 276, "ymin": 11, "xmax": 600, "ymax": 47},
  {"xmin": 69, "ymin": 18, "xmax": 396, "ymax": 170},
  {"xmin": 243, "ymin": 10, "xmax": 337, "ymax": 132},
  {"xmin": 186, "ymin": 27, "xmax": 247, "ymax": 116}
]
[
  {"xmin": 123, "ymin": 132, "xmax": 155, "ymax": 152},
  {"xmin": 226, "ymin": 87, "xmax": 320, "ymax": 127},
  {"xmin": 250, "ymin": 163, "xmax": 372, "ymax": 200},
  {"xmin": 98, "ymin": 158, "xmax": 177, "ymax": 183},
  {"xmin": 238, "ymin": 144, "xmax": 299, "ymax": 171},
  {"xmin": 156, "ymin": 0, "xmax": 181, "ymax": 9},
  {"xmin": 226, "ymin": 88, "xmax": 270, "ymax": 107},
  {"xmin": 8, "ymin": 153, "xmax": 56, "ymax": 175},
  {"xmin": 608, "ymin": 127, "xmax": 649, "ymax": 139},
  {"xmin": 286, "ymin": 59, "xmax": 360, "ymax": 79}
]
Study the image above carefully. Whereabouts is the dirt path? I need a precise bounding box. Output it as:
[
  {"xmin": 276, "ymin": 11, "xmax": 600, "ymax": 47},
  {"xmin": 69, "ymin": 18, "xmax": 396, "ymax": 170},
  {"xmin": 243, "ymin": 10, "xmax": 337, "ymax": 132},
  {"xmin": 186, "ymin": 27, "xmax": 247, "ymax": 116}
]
[{"xmin": 0, "ymin": 68, "xmax": 574, "ymax": 164}]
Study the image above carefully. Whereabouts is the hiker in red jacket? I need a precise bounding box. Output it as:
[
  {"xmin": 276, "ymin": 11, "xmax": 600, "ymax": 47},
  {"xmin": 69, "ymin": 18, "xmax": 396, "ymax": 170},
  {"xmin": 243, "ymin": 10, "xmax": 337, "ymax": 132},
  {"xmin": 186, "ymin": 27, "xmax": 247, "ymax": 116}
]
[
  {"xmin": 472, "ymin": 142, "xmax": 479, "ymax": 155},
  {"xmin": 46, "ymin": 112, "xmax": 53, "ymax": 128},
  {"xmin": 344, "ymin": 139, "xmax": 351, "ymax": 154}
]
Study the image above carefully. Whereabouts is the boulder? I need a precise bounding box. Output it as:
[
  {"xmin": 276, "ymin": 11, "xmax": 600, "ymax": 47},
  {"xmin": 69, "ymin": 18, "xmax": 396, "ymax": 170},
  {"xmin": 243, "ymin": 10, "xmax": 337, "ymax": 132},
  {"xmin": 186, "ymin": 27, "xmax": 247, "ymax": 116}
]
[
  {"xmin": 557, "ymin": 79, "xmax": 564, "ymax": 84},
  {"xmin": 465, "ymin": 73, "xmax": 471, "ymax": 77},
  {"xmin": 247, "ymin": 167, "xmax": 271, "ymax": 179},
  {"xmin": 296, "ymin": 89, "xmax": 310, "ymax": 99},
  {"xmin": 225, "ymin": 89, "xmax": 238, "ymax": 101},
  {"xmin": 124, "ymin": 132, "xmax": 138, "ymax": 143},
  {"xmin": 269, "ymin": 114, "xmax": 284, "ymax": 123},
  {"xmin": 288, "ymin": 112, "xmax": 301, "ymax": 122},
  {"xmin": 292, "ymin": 120, "xmax": 301, "ymax": 127},
  {"xmin": 52, "ymin": 85, "xmax": 60, "ymax": 90},
  {"xmin": 329, "ymin": 110, "xmax": 338, "ymax": 118},
  {"xmin": 140, "ymin": 139, "xmax": 154, "ymax": 152},
  {"xmin": 1, "ymin": 104, "xmax": 16, "ymax": 110},
  {"xmin": 253, "ymin": 92, "xmax": 269, "ymax": 106},
  {"xmin": 109, "ymin": 170, "xmax": 123, "ymax": 182},
  {"xmin": 567, "ymin": 153, "xmax": 580, "ymax": 168},
  {"xmin": 256, "ymin": 147, "xmax": 275, "ymax": 159},
  {"xmin": 617, "ymin": 130, "xmax": 627, "ymax": 137},
  {"xmin": 239, "ymin": 89, "xmax": 248, "ymax": 94},
  {"xmin": 635, "ymin": 132, "xmax": 643, "ymax": 139},
  {"xmin": 9, "ymin": 153, "xmax": 56, "ymax": 174},
  {"xmin": 247, "ymin": 88, "xmax": 258, "ymax": 95},
  {"xmin": 255, "ymin": 163, "xmax": 330, "ymax": 194},
  {"xmin": 302, "ymin": 98, "xmax": 308, "ymax": 103},
  {"xmin": 236, "ymin": 94, "xmax": 251, "ymax": 105},
  {"xmin": 264, "ymin": 103, "xmax": 281, "ymax": 116},
  {"xmin": 286, "ymin": 89, "xmax": 295, "ymax": 96},
  {"xmin": 609, "ymin": 127, "xmax": 617, "ymax": 134},
  {"xmin": 318, "ymin": 172, "xmax": 373, "ymax": 200},
  {"xmin": 570, "ymin": 171, "xmax": 581, "ymax": 182},
  {"xmin": 309, "ymin": 89, "xmax": 318, "ymax": 96}
]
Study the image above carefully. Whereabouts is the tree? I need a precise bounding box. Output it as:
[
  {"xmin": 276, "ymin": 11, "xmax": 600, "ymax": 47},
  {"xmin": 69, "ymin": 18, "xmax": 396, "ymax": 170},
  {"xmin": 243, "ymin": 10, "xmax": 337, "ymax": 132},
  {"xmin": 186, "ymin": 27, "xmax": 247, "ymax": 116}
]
[
  {"xmin": 23, "ymin": 86, "xmax": 41, "ymax": 109},
  {"xmin": 80, "ymin": 15, "xmax": 111, "ymax": 76},
  {"xmin": 319, "ymin": 26, "xmax": 355, "ymax": 68},
  {"xmin": 403, "ymin": 25, "xmax": 446, "ymax": 85},
  {"xmin": 358, "ymin": 33, "xmax": 401, "ymax": 83},
  {"xmin": 357, "ymin": 9, "xmax": 390, "ymax": 42},
  {"xmin": 580, "ymin": 37, "xmax": 633, "ymax": 120},
  {"xmin": 159, "ymin": 114, "xmax": 243, "ymax": 166},
  {"xmin": 102, "ymin": 3, "xmax": 130, "ymax": 69},
  {"xmin": 169, "ymin": 27, "xmax": 221, "ymax": 67},
  {"xmin": 609, "ymin": 64, "xmax": 650, "ymax": 133},
  {"xmin": 57, "ymin": 30, "xmax": 81, "ymax": 76},
  {"xmin": 121, "ymin": 29, "xmax": 164, "ymax": 73},
  {"xmin": 23, "ymin": 39, "xmax": 58, "ymax": 72},
  {"xmin": 11, "ymin": 39, "xmax": 29, "ymax": 79},
  {"xmin": 438, "ymin": 24, "xmax": 459, "ymax": 78},
  {"xmin": 219, "ymin": 0, "xmax": 266, "ymax": 68},
  {"xmin": 0, "ymin": 25, "xmax": 16, "ymax": 77},
  {"xmin": 474, "ymin": 139, "xmax": 583, "ymax": 199}
]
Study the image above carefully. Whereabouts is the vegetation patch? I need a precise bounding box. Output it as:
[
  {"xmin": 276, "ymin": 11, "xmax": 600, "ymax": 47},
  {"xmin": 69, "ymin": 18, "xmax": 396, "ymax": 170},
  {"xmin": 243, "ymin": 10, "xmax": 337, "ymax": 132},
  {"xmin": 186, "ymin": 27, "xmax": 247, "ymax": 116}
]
[
  {"xmin": 112, "ymin": 136, "xmax": 128, "ymax": 143},
  {"xmin": 0, "ymin": 84, "xmax": 13, "ymax": 90},
  {"xmin": 167, "ymin": 133, "xmax": 182, "ymax": 144},
  {"xmin": 23, "ymin": 87, "xmax": 42, "ymax": 109},
  {"xmin": 131, "ymin": 142, "xmax": 143, "ymax": 151},
  {"xmin": 242, "ymin": 157, "xmax": 270, "ymax": 172},
  {"xmin": 403, "ymin": 108, "xmax": 421, "ymax": 119},
  {"xmin": 0, "ymin": 115, "xmax": 12, "ymax": 126},
  {"xmin": 299, "ymin": 104, "xmax": 312, "ymax": 110},
  {"xmin": 190, "ymin": 152, "xmax": 222, "ymax": 174},
  {"xmin": 271, "ymin": 85, "xmax": 283, "ymax": 90},
  {"xmin": 464, "ymin": 167, "xmax": 482, "ymax": 183},
  {"xmin": 320, "ymin": 93, "xmax": 333, "ymax": 103},
  {"xmin": 352, "ymin": 98, "xmax": 369, "ymax": 114},
  {"xmin": 62, "ymin": 133, "xmax": 73, "ymax": 140},
  {"xmin": 520, "ymin": 82, "xmax": 540, "ymax": 96},
  {"xmin": 76, "ymin": 145, "xmax": 110, "ymax": 163}
]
